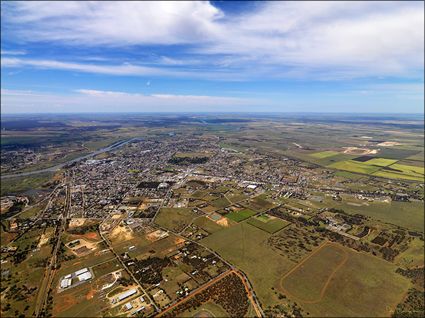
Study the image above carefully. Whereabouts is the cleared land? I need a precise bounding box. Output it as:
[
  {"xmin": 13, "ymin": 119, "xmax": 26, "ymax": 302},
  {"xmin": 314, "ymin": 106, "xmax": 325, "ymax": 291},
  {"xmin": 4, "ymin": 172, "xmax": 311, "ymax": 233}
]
[
  {"xmin": 327, "ymin": 160, "xmax": 381, "ymax": 175},
  {"xmin": 155, "ymin": 208, "xmax": 197, "ymax": 232},
  {"xmin": 201, "ymin": 223, "xmax": 295, "ymax": 309},
  {"xmin": 281, "ymin": 243, "xmax": 348, "ymax": 303},
  {"xmin": 281, "ymin": 244, "xmax": 411, "ymax": 317},
  {"xmin": 247, "ymin": 214, "xmax": 289, "ymax": 234},
  {"xmin": 310, "ymin": 151, "xmax": 340, "ymax": 159}
]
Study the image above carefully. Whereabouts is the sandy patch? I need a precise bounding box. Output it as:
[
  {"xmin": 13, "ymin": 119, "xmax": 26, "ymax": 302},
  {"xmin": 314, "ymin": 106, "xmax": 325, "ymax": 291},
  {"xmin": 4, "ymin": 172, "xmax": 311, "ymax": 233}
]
[
  {"xmin": 38, "ymin": 233, "xmax": 50, "ymax": 248},
  {"xmin": 83, "ymin": 232, "xmax": 98, "ymax": 240},
  {"xmin": 342, "ymin": 147, "xmax": 378, "ymax": 155},
  {"xmin": 216, "ymin": 217, "xmax": 230, "ymax": 227},
  {"xmin": 377, "ymin": 141, "xmax": 401, "ymax": 147},
  {"xmin": 174, "ymin": 237, "xmax": 186, "ymax": 247},
  {"xmin": 68, "ymin": 218, "xmax": 86, "ymax": 228},
  {"xmin": 146, "ymin": 229, "xmax": 169, "ymax": 242},
  {"xmin": 86, "ymin": 288, "xmax": 96, "ymax": 300},
  {"xmin": 53, "ymin": 294, "xmax": 78, "ymax": 316},
  {"xmin": 109, "ymin": 224, "xmax": 134, "ymax": 241}
]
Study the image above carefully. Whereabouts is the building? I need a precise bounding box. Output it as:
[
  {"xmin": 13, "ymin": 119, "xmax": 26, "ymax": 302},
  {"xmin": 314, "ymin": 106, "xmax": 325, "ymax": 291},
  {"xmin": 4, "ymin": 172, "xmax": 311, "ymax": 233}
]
[
  {"xmin": 77, "ymin": 271, "xmax": 92, "ymax": 281},
  {"xmin": 75, "ymin": 268, "xmax": 89, "ymax": 276},
  {"xmin": 118, "ymin": 289, "xmax": 137, "ymax": 302},
  {"xmin": 124, "ymin": 302, "xmax": 133, "ymax": 311},
  {"xmin": 60, "ymin": 278, "xmax": 72, "ymax": 289}
]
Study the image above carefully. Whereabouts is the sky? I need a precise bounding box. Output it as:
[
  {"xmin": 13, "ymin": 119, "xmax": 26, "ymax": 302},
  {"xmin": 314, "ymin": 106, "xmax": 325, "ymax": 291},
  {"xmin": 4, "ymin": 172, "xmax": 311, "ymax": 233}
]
[{"xmin": 1, "ymin": 1, "xmax": 424, "ymax": 114}]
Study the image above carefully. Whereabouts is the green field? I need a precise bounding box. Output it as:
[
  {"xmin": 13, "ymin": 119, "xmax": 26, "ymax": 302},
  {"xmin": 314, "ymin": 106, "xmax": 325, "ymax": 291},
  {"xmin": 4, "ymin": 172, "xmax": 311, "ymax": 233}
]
[
  {"xmin": 328, "ymin": 160, "xmax": 381, "ymax": 174},
  {"xmin": 225, "ymin": 209, "xmax": 256, "ymax": 222},
  {"xmin": 315, "ymin": 196, "xmax": 424, "ymax": 232},
  {"xmin": 201, "ymin": 223, "xmax": 295, "ymax": 309},
  {"xmin": 372, "ymin": 163, "xmax": 424, "ymax": 181},
  {"xmin": 283, "ymin": 244, "xmax": 411, "ymax": 317},
  {"xmin": 361, "ymin": 158, "xmax": 398, "ymax": 166},
  {"xmin": 247, "ymin": 215, "xmax": 289, "ymax": 233},
  {"xmin": 154, "ymin": 208, "xmax": 197, "ymax": 232},
  {"xmin": 310, "ymin": 151, "xmax": 340, "ymax": 159},
  {"xmin": 281, "ymin": 244, "xmax": 347, "ymax": 302},
  {"xmin": 211, "ymin": 197, "xmax": 231, "ymax": 209},
  {"xmin": 394, "ymin": 238, "xmax": 425, "ymax": 269}
]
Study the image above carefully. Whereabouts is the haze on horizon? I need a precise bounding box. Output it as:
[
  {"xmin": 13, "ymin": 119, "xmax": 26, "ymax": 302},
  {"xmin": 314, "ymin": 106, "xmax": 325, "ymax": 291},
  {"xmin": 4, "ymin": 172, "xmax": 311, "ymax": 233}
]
[{"xmin": 1, "ymin": 1, "xmax": 424, "ymax": 114}]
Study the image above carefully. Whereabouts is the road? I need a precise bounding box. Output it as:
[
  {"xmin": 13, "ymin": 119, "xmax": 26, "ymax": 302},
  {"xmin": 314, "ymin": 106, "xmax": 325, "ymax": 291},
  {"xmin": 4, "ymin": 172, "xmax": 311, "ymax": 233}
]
[
  {"xmin": 34, "ymin": 176, "xmax": 71, "ymax": 317},
  {"xmin": 98, "ymin": 223, "xmax": 160, "ymax": 312}
]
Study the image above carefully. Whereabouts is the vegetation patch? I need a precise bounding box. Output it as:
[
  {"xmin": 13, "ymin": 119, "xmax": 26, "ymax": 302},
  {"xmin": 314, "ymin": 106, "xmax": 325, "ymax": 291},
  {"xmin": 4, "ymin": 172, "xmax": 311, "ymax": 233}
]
[
  {"xmin": 247, "ymin": 214, "xmax": 289, "ymax": 233},
  {"xmin": 309, "ymin": 151, "xmax": 340, "ymax": 159},
  {"xmin": 155, "ymin": 208, "xmax": 197, "ymax": 232},
  {"xmin": 225, "ymin": 209, "xmax": 256, "ymax": 222}
]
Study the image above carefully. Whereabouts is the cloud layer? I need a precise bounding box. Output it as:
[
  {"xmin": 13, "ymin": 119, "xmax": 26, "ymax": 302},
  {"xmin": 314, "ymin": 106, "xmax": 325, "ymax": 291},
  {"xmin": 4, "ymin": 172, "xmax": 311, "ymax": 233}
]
[
  {"xmin": 1, "ymin": 89, "xmax": 262, "ymax": 113},
  {"xmin": 2, "ymin": 1, "xmax": 424, "ymax": 79}
]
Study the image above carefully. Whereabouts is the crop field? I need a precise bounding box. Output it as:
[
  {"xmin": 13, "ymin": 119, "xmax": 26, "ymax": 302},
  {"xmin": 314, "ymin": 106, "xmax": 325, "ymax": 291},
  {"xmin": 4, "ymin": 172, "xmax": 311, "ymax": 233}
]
[
  {"xmin": 372, "ymin": 163, "xmax": 424, "ymax": 181},
  {"xmin": 359, "ymin": 157, "xmax": 398, "ymax": 166},
  {"xmin": 309, "ymin": 151, "xmax": 340, "ymax": 158},
  {"xmin": 201, "ymin": 223, "xmax": 295, "ymax": 309},
  {"xmin": 245, "ymin": 196, "xmax": 275, "ymax": 212},
  {"xmin": 314, "ymin": 196, "xmax": 424, "ymax": 232},
  {"xmin": 155, "ymin": 207, "xmax": 197, "ymax": 232},
  {"xmin": 280, "ymin": 243, "xmax": 411, "ymax": 317},
  {"xmin": 211, "ymin": 197, "xmax": 231, "ymax": 209},
  {"xmin": 327, "ymin": 160, "xmax": 381, "ymax": 174},
  {"xmin": 225, "ymin": 208, "xmax": 256, "ymax": 222},
  {"xmin": 247, "ymin": 214, "xmax": 289, "ymax": 233}
]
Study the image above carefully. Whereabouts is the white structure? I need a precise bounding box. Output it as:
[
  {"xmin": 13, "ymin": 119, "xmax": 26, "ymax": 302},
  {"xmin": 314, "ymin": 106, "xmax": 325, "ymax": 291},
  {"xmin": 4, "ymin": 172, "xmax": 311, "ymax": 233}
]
[
  {"xmin": 247, "ymin": 184, "xmax": 257, "ymax": 189},
  {"xmin": 75, "ymin": 268, "xmax": 89, "ymax": 276},
  {"xmin": 124, "ymin": 302, "xmax": 133, "ymax": 310},
  {"xmin": 77, "ymin": 271, "xmax": 92, "ymax": 281},
  {"xmin": 118, "ymin": 289, "xmax": 137, "ymax": 302},
  {"xmin": 60, "ymin": 278, "xmax": 72, "ymax": 289}
]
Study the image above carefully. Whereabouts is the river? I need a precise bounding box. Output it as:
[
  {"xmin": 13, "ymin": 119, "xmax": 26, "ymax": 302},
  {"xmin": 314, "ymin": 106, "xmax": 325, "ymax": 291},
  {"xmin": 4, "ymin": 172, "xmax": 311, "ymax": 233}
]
[{"xmin": 1, "ymin": 138, "xmax": 139, "ymax": 179}]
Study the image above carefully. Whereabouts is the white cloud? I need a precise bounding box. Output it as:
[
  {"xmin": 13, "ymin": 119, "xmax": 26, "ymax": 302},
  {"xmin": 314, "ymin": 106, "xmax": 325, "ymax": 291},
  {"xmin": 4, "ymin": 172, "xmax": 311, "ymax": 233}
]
[
  {"xmin": 2, "ymin": 1, "xmax": 424, "ymax": 79},
  {"xmin": 1, "ymin": 89, "xmax": 261, "ymax": 113}
]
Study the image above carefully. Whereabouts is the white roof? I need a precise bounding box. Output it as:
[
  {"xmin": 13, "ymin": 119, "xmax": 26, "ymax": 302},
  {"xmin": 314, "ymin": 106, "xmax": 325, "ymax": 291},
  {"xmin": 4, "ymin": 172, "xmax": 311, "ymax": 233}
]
[
  {"xmin": 75, "ymin": 268, "xmax": 89, "ymax": 276},
  {"xmin": 78, "ymin": 272, "xmax": 92, "ymax": 281},
  {"xmin": 118, "ymin": 289, "xmax": 137, "ymax": 301},
  {"xmin": 125, "ymin": 302, "xmax": 133, "ymax": 310},
  {"xmin": 60, "ymin": 278, "xmax": 72, "ymax": 288}
]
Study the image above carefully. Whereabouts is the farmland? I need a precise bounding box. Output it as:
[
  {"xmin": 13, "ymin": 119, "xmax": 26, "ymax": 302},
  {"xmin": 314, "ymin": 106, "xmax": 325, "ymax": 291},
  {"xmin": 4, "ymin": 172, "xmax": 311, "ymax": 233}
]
[
  {"xmin": 247, "ymin": 214, "xmax": 289, "ymax": 233},
  {"xmin": 280, "ymin": 243, "xmax": 411, "ymax": 317},
  {"xmin": 155, "ymin": 208, "xmax": 198, "ymax": 232},
  {"xmin": 225, "ymin": 209, "xmax": 256, "ymax": 222},
  {"xmin": 201, "ymin": 223, "xmax": 295, "ymax": 309}
]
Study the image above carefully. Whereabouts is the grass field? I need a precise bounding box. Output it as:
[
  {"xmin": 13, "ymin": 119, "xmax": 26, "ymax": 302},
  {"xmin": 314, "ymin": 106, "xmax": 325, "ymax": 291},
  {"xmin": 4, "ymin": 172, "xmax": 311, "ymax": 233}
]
[
  {"xmin": 281, "ymin": 243, "xmax": 347, "ymax": 302},
  {"xmin": 394, "ymin": 238, "xmax": 425, "ymax": 269},
  {"xmin": 372, "ymin": 162, "xmax": 424, "ymax": 181},
  {"xmin": 281, "ymin": 243, "xmax": 411, "ymax": 317},
  {"xmin": 327, "ymin": 160, "xmax": 381, "ymax": 174},
  {"xmin": 201, "ymin": 223, "xmax": 295, "ymax": 309},
  {"xmin": 310, "ymin": 151, "xmax": 340, "ymax": 159},
  {"xmin": 155, "ymin": 208, "xmax": 197, "ymax": 232},
  {"xmin": 225, "ymin": 209, "xmax": 256, "ymax": 222},
  {"xmin": 247, "ymin": 214, "xmax": 289, "ymax": 233},
  {"xmin": 211, "ymin": 197, "xmax": 231, "ymax": 209},
  {"xmin": 315, "ymin": 196, "xmax": 424, "ymax": 232},
  {"xmin": 361, "ymin": 158, "xmax": 398, "ymax": 166},
  {"xmin": 192, "ymin": 216, "xmax": 224, "ymax": 234}
]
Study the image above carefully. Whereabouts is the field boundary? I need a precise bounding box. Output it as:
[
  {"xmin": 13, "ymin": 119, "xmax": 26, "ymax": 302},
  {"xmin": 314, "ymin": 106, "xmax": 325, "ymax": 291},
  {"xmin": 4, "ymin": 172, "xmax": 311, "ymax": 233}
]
[{"xmin": 279, "ymin": 241, "xmax": 349, "ymax": 304}]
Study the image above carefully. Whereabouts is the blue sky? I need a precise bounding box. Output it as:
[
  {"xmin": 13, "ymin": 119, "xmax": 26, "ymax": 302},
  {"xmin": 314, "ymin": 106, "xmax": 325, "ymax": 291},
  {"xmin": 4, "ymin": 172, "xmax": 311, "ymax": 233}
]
[{"xmin": 1, "ymin": 1, "xmax": 424, "ymax": 113}]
